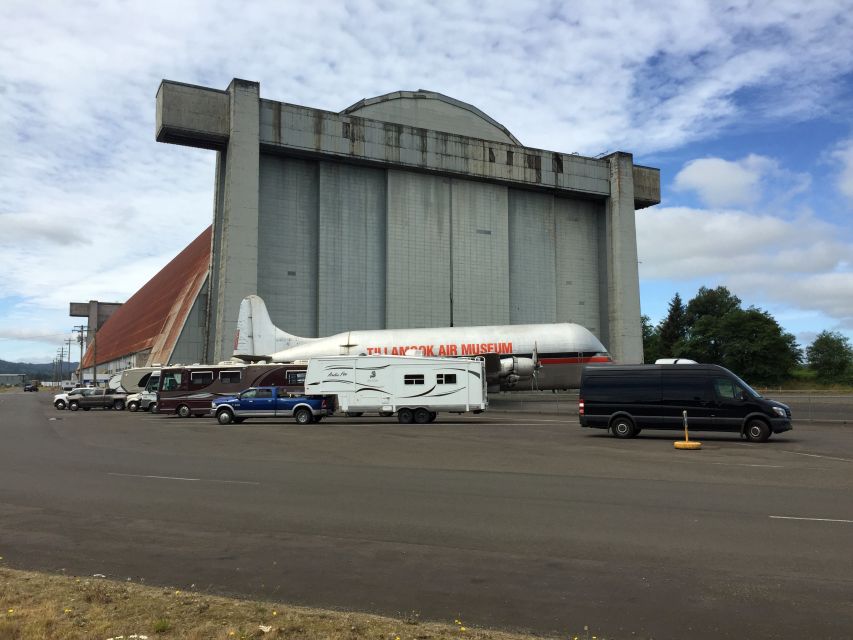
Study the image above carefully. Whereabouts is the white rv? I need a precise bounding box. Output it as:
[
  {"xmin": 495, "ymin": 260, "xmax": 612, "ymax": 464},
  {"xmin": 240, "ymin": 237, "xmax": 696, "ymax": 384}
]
[{"xmin": 304, "ymin": 355, "xmax": 487, "ymax": 423}]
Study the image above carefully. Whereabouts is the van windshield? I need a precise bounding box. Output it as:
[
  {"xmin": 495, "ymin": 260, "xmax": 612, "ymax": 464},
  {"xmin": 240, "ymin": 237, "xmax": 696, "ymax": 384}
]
[{"xmin": 731, "ymin": 372, "xmax": 762, "ymax": 398}]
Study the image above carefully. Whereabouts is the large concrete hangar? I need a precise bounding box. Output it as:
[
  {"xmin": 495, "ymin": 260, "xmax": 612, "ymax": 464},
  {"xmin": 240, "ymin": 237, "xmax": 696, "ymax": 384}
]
[{"xmin": 82, "ymin": 78, "xmax": 659, "ymax": 377}]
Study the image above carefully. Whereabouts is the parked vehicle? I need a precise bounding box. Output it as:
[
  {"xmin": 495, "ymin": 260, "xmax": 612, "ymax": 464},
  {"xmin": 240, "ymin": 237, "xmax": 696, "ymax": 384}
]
[
  {"xmin": 157, "ymin": 362, "xmax": 307, "ymax": 418},
  {"xmin": 304, "ymin": 355, "xmax": 488, "ymax": 423},
  {"xmin": 212, "ymin": 387, "xmax": 333, "ymax": 425},
  {"xmin": 126, "ymin": 370, "xmax": 160, "ymax": 412},
  {"xmin": 67, "ymin": 388, "xmax": 128, "ymax": 411},
  {"xmin": 23, "ymin": 382, "xmax": 39, "ymax": 392},
  {"xmin": 54, "ymin": 387, "xmax": 89, "ymax": 410},
  {"xmin": 578, "ymin": 363, "xmax": 792, "ymax": 442}
]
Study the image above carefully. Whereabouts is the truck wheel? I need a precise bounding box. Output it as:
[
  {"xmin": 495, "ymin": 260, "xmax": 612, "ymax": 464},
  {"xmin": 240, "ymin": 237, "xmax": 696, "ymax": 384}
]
[
  {"xmin": 177, "ymin": 404, "xmax": 191, "ymax": 418},
  {"xmin": 294, "ymin": 408, "xmax": 313, "ymax": 425},
  {"xmin": 113, "ymin": 400, "xmax": 125, "ymax": 411},
  {"xmin": 216, "ymin": 410, "xmax": 234, "ymax": 425},
  {"xmin": 610, "ymin": 416, "xmax": 636, "ymax": 439},
  {"xmin": 398, "ymin": 408, "xmax": 414, "ymax": 424},
  {"xmin": 745, "ymin": 419, "xmax": 771, "ymax": 443},
  {"xmin": 127, "ymin": 401, "xmax": 139, "ymax": 412},
  {"xmin": 414, "ymin": 408, "xmax": 430, "ymax": 424},
  {"xmin": 346, "ymin": 411, "xmax": 363, "ymax": 417},
  {"xmin": 148, "ymin": 402, "xmax": 158, "ymax": 413},
  {"xmin": 54, "ymin": 400, "xmax": 66, "ymax": 410},
  {"xmin": 428, "ymin": 411, "xmax": 437, "ymax": 422},
  {"xmin": 69, "ymin": 401, "xmax": 79, "ymax": 411}
]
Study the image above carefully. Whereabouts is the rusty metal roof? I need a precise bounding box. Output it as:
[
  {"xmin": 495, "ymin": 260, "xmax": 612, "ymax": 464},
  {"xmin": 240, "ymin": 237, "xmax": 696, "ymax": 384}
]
[{"xmin": 82, "ymin": 227, "xmax": 211, "ymax": 368}]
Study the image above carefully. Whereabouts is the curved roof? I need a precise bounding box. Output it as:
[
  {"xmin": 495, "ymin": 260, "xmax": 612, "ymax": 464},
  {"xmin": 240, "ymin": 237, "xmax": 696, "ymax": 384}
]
[
  {"xmin": 342, "ymin": 90, "xmax": 521, "ymax": 146},
  {"xmin": 82, "ymin": 227, "xmax": 211, "ymax": 368}
]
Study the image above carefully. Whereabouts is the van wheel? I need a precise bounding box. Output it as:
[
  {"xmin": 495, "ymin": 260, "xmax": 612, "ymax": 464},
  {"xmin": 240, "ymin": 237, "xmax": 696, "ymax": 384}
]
[
  {"xmin": 611, "ymin": 416, "xmax": 636, "ymax": 439},
  {"xmin": 217, "ymin": 410, "xmax": 233, "ymax": 425},
  {"xmin": 745, "ymin": 419, "xmax": 771, "ymax": 443},
  {"xmin": 177, "ymin": 404, "xmax": 191, "ymax": 418},
  {"xmin": 398, "ymin": 408, "xmax": 414, "ymax": 424},
  {"xmin": 294, "ymin": 408, "xmax": 313, "ymax": 425},
  {"xmin": 127, "ymin": 401, "xmax": 139, "ymax": 412}
]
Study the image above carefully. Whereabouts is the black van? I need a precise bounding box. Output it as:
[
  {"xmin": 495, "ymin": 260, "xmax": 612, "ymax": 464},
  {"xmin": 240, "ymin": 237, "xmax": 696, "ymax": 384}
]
[{"xmin": 578, "ymin": 364, "xmax": 792, "ymax": 442}]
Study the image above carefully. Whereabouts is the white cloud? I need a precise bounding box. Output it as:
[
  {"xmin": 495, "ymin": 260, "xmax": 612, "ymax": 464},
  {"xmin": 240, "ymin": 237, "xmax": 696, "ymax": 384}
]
[
  {"xmin": 637, "ymin": 206, "xmax": 853, "ymax": 329},
  {"xmin": 832, "ymin": 138, "xmax": 853, "ymax": 201},
  {"xmin": 2, "ymin": 0, "xmax": 853, "ymax": 359}
]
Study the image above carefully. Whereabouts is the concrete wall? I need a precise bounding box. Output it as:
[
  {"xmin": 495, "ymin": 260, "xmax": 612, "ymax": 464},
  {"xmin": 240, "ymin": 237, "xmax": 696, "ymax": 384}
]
[
  {"xmin": 170, "ymin": 283, "xmax": 208, "ymax": 365},
  {"xmin": 508, "ymin": 190, "xmax": 557, "ymax": 324},
  {"xmin": 555, "ymin": 198, "xmax": 602, "ymax": 337}
]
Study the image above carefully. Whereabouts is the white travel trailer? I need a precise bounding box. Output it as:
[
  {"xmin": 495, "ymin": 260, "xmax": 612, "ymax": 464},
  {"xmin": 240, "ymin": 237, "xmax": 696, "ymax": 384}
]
[{"xmin": 305, "ymin": 355, "xmax": 487, "ymax": 423}]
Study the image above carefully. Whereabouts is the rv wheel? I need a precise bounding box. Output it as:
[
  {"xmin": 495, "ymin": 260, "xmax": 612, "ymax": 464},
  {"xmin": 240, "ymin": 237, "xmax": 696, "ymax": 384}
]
[
  {"xmin": 428, "ymin": 411, "xmax": 437, "ymax": 422},
  {"xmin": 611, "ymin": 416, "xmax": 636, "ymax": 439},
  {"xmin": 177, "ymin": 404, "xmax": 191, "ymax": 418},
  {"xmin": 397, "ymin": 408, "xmax": 414, "ymax": 424},
  {"xmin": 414, "ymin": 408, "xmax": 431, "ymax": 424}
]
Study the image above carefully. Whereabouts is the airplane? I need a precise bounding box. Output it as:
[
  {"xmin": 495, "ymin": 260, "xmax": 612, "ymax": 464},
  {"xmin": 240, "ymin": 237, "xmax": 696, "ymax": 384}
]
[{"xmin": 232, "ymin": 295, "xmax": 612, "ymax": 390}]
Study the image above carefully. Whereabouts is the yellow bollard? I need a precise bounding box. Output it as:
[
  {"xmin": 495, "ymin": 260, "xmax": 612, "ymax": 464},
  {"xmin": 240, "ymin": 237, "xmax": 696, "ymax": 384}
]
[{"xmin": 674, "ymin": 409, "xmax": 702, "ymax": 450}]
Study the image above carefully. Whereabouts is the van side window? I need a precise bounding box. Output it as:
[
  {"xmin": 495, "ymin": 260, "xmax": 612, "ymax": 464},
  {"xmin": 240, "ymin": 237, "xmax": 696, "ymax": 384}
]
[
  {"xmin": 662, "ymin": 376, "xmax": 711, "ymax": 402},
  {"xmin": 714, "ymin": 378, "xmax": 744, "ymax": 400}
]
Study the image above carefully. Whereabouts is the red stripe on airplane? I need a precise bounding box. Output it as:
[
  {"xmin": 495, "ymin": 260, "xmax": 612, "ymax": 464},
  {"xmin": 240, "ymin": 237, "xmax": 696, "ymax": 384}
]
[{"xmin": 539, "ymin": 356, "xmax": 612, "ymax": 365}]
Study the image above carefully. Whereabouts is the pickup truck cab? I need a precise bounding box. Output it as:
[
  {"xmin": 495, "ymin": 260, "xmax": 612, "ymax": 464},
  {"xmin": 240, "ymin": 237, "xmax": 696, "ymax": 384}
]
[
  {"xmin": 54, "ymin": 387, "xmax": 89, "ymax": 409},
  {"xmin": 212, "ymin": 386, "xmax": 333, "ymax": 425},
  {"xmin": 67, "ymin": 388, "xmax": 127, "ymax": 411}
]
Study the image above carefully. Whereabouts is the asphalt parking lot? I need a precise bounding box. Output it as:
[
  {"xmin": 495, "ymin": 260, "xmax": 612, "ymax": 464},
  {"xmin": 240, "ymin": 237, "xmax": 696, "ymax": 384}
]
[{"xmin": 1, "ymin": 391, "xmax": 852, "ymax": 639}]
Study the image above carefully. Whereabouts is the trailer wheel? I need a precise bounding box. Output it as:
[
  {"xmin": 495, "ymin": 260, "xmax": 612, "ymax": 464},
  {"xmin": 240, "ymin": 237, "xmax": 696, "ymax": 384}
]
[
  {"xmin": 398, "ymin": 408, "xmax": 414, "ymax": 424},
  {"xmin": 428, "ymin": 411, "xmax": 437, "ymax": 422},
  {"xmin": 127, "ymin": 401, "xmax": 139, "ymax": 412},
  {"xmin": 414, "ymin": 408, "xmax": 430, "ymax": 424},
  {"xmin": 295, "ymin": 408, "xmax": 313, "ymax": 425},
  {"xmin": 177, "ymin": 404, "xmax": 191, "ymax": 418},
  {"xmin": 216, "ymin": 409, "xmax": 234, "ymax": 425}
]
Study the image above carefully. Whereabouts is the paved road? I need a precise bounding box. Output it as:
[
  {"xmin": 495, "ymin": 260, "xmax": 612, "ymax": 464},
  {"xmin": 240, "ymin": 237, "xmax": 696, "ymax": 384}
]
[{"xmin": 1, "ymin": 392, "xmax": 852, "ymax": 639}]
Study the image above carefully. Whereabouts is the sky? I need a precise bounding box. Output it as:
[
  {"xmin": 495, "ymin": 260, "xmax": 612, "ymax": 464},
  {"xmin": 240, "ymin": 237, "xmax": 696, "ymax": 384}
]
[{"xmin": 1, "ymin": 0, "xmax": 852, "ymax": 363}]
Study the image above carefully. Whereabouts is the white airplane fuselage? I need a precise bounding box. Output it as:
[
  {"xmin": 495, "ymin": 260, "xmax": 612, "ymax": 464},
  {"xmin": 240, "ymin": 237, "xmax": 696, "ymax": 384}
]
[{"xmin": 233, "ymin": 296, "xmax": 611, "ymax": 390}]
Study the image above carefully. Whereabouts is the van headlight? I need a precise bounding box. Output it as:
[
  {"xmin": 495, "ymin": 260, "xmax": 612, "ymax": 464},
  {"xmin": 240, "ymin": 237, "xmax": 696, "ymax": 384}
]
[{"xmin": 772, "ymin": 406, "xmax": 786, "ymax": 417}]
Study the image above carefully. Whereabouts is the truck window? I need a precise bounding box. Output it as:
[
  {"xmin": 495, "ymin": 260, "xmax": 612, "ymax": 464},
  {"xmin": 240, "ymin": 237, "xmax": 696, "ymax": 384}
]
[
  {"xmin": 256, "ymin": 388, "xmax": 273, "ymax": 398},
  {"xmin": 241, "ymin": 389, "xmax": 257, "ymax": 399},
  {"xmin": 437, "ymin": 373, "xmax": 457, "ymax": 384},
  {"xmin": 404, "ymin": 374, "xmax": 425, "ymax": 385},
  {"xmin": 220, "ymin": 370, "xmax": 242, "ymax": 383}
]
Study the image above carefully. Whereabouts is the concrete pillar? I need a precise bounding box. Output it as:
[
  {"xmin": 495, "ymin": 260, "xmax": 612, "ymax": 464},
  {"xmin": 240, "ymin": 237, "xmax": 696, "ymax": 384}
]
[
  {"xmin": 604, "ymin": 152, "xmax": 643, "ymax": 363},
  {"xmin": 211, "ymin": 79, "xmax": 260, "ymax": 361}
]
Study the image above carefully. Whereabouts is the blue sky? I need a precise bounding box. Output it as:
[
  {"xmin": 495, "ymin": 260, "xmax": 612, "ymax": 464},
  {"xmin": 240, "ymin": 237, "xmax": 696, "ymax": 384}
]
[{"xmin": 1, "ymin": 0, "xmax": 852, "ymax": 362}]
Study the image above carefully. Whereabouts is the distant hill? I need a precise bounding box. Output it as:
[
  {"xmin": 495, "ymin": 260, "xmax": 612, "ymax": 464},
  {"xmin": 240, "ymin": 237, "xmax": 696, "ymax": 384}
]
[{"xmin": 0, "ymin": 359, "xmax": 79, "ymax": 380}]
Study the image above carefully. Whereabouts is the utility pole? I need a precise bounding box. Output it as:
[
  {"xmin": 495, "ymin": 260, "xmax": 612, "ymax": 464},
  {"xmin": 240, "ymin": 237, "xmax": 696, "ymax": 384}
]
[
  {"xmin": 73, "ymin": 325, "xmax": 86, "ymax": 384},
  {"xmin": 92, "ymin": 328, "xmax": 97, "ymax": 387},
  {"xmin": 65, "ymin": 337, "xmax": 74, "ymax": 383}
]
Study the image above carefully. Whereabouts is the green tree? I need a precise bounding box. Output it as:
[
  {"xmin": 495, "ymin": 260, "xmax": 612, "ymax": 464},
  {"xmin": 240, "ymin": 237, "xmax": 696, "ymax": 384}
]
[
  {"xmin": 806, "ymin": 331, "xmax": 853, "ymax": 382},
  {"xmin": 657, "ymin": 293, "xmax": 687, "ymax": 358},
  {"xmin": 684, "ymin": 286, "xmax": 742, "ymax": 328},
  {"xmin": 715, "ymin": 308, "xmax": 801, "ymax": 385},
  {"xmin": 641, "ymin": 314, "xmax": 661, "ymax": 363}
]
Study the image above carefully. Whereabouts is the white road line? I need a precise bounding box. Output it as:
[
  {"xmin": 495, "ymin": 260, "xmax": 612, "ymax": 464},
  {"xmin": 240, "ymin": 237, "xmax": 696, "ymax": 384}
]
[
  {"xmin": 107, "ymin": 472, "xmax": 259, "ymax": 485},
  {"xmin": 710, "ymin": 462, "xmax": 784, "ymax": 468},
  {"xmin": 780, "ymin": 450, "xmax": 853, "ymax": 463},
  {"xmin": 770, "ymin": 515, "xmax": 853, "ymax": 524}
]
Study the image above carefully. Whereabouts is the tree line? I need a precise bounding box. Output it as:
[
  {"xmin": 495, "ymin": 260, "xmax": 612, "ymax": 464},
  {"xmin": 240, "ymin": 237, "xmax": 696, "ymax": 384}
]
[{"xmin": 642, "ymin": 286, "xmax": 853, "ymax": 386}]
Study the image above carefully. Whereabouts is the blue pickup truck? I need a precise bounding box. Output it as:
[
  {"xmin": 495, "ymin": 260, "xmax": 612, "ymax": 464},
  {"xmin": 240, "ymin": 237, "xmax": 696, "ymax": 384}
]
[{"xmin": 211, "ymin": 387, "xmax": 333, "ymax": 425}]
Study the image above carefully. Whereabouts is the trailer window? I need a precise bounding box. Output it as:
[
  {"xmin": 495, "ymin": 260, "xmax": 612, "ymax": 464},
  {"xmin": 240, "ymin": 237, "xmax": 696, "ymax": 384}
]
[
  {"xmin": 286, "ymin": 371, "xmax": 305, "ymax": 385},
  {"xmin": 437, "ymin": 373, "xmax": 457, "ymax": 384},
  {"xmin": 190, "ymin": 371, "xmax": 214, "ymax": 386},
  {"xmin": 220, "ymin": 370, "xmax": 242, "ymax": 384},
  {"xmin": 404, "ymin": 374, "xmax": 424, "ymax": 385}
]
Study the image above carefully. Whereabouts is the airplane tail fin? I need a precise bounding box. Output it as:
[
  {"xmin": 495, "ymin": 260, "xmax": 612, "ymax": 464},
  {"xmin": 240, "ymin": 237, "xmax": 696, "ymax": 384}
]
[{"xmin": 233, "ymin": 295, "xmax": 308, "ymax": 357}]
